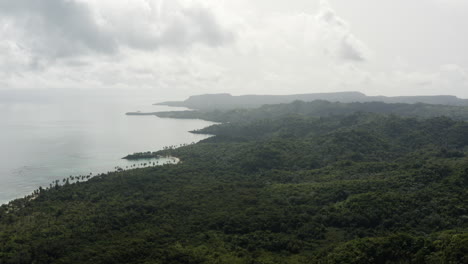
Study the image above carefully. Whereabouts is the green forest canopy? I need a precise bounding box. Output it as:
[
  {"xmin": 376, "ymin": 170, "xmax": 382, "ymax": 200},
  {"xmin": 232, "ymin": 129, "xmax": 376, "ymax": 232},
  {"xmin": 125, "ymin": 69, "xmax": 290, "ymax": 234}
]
[
  {"xmin": 153, "ymin": 100, "xmax": 468, "ymax": 123},
  {"xmin": 1, "ymin": 101, "xmax": 467, "ymax": 263},
  {"xmin": 156, "ymin": 92, "xmax": 468, "ymax": 110}
]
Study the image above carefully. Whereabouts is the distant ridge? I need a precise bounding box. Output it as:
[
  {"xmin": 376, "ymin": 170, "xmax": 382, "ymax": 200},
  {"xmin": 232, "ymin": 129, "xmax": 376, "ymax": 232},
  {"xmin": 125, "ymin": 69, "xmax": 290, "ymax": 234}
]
[{"xmin": 156, "ymin": 92, "xmax": 468, "ymax": 110}]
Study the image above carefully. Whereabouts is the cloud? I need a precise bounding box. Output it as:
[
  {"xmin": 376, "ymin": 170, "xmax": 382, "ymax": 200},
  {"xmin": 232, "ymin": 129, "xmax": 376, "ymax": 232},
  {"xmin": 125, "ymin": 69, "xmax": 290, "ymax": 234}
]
[
  {"xmin": 0, "ymin": 0, "xmax": 116, "ymax": 58},
  {"xmin": 1, "ymin": 0, "xmax": 466, "ymax": 100},
  {"xmin": 432, "ymin": 0, "xmax": 467, "ymax": 5},
  {"xmin": 149, "ymin": 3, "xmax": 235, "ymax": 49},
  {"xmin": 0, "ymin": 41, "xmax": 29, "ymax": 74},
  {"xmin": 363, "ymin": 64, "xmax": 468, "ymax": 97},
  {"xmin": 315, "ymin": 0, "xmax": 369, "ymax": 62},
  {"xmin": 91, "ymin": 0, "xmax": 235, "ymax": 52},
  {"xmin": 0, "ymin": 0, "xmax": 235, "ymax": 62}
]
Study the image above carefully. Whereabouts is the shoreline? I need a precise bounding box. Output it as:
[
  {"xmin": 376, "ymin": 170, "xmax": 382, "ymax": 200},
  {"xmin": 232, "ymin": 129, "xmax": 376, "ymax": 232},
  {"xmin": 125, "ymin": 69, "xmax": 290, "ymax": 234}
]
[
  {"xmin": 1, "ymin": 155, "xmax": 181, "ymax": 206},
  {"xmin": 1, "ymin": 104, "xmax": 214, "ymax": 206}
]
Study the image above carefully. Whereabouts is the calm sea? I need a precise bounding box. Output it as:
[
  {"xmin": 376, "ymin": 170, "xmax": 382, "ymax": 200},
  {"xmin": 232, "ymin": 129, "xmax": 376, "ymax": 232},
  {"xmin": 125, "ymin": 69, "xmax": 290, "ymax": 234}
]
[{"xmin": 0, "ymin": 90, "xmax": 214, "ymax": 204}]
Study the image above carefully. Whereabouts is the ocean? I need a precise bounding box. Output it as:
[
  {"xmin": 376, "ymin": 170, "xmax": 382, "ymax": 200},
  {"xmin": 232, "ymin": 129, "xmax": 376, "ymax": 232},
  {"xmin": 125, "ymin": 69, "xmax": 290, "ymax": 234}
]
[{"xmin": 0, "ymin": 89, "xmax": 214, "ymax": 204}]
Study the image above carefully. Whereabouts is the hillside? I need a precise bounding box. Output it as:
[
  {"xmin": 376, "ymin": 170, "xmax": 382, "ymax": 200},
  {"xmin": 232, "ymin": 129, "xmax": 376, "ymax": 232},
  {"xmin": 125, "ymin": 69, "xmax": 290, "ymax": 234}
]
[
  {"xmin": 1, "ymin": 102, "xmax": 468, "ymax": 263},
  {"xmin": 152, "ymin": 100, "xmax": 468, "ymax": 123},
  {"xmin": 156, "ymin": 92, "xmax": 468, "ymax": 110}
]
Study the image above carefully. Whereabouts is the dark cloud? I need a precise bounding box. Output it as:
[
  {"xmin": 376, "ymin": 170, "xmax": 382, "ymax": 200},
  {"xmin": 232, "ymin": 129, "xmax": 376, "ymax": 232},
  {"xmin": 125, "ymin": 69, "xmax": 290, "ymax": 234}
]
[
  {"xmin": 0, "ymin": 0, "xmax": 235, "ymax": 60},
  {"xmin": 0, "ymin": 0, "xmax": 116, "ymax": 57}
]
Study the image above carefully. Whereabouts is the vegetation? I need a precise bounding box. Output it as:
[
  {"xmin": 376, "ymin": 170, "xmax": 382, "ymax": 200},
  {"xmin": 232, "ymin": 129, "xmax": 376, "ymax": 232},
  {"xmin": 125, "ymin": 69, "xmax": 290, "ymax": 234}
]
[
  {"xmin": 156, "ymin": 92, "xmax": 468, "ymax": 110},
  {"xmin": 155, "ymin": 100, "xmax": 468, "ymax": 123},
  {"xmin": 0, "ymin": 101, "xmax": 467, "ymax": 263}
]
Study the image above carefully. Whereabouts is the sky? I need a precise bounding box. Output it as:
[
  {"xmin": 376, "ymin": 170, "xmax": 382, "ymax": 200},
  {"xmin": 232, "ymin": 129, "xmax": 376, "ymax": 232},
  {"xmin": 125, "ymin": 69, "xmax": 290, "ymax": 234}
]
[{"xmin": 0, "ymin": 0, "xmax": 467, "ymax": 99}]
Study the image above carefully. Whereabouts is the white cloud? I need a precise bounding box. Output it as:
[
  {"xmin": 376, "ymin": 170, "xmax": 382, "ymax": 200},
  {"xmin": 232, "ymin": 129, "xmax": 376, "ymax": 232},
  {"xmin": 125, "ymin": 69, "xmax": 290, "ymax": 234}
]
[
  {"xmin": 0, "ymin": 0, "xmax": 467, "ymax": 99},
  {"xmin": 315, "ymin": 0, "xmax": 370, "ymax": 62},
  {"xmin": 0, "ymin": 0, "xmax": 235, "ymax": 61},
  {"xmin": 0, "ymin": 0, "xmax": 375, "ymax": 95},
  {"xmin": 88, "ymin": 0, "xmax": 235, "ymax": 51},
  {"xmin": 361, "ymin": 64, "xmax": 468, "ymax": 97},
  {"xmin": 432, "ymin": 0, "xmax": 467, "ymax": 5}
]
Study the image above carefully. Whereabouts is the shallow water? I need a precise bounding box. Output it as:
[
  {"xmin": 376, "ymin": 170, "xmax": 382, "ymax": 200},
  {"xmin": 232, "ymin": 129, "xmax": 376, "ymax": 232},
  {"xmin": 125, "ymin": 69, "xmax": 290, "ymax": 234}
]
[{"xmin": 0, "ymin": 90, "xmax": 214, "ymax": 204}]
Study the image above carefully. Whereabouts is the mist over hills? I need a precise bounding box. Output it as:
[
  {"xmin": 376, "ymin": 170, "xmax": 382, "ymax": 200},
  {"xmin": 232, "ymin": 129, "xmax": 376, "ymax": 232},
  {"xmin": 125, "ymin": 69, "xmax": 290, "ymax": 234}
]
[
  {"xmin": 151, "ymin": 100, "xmax": 468, "ymax": 123},
  {"xmin": 156, "ymin": 92, "xmax": 468, "ymax": 110}
]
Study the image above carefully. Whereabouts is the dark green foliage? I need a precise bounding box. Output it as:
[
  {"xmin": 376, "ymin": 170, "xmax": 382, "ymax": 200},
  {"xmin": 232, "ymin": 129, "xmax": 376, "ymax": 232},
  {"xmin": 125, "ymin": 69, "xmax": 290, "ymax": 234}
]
[
  {"xmin": 156, "ymin": 100, "xmax": 468, "ymax": 123},
  {"xmin": 156, "ymin": 92, "xmax": 468, "ymax": 110},
  {"xmin": 1, "ymin": 102, "xmax": 467, "ymax": 263}
]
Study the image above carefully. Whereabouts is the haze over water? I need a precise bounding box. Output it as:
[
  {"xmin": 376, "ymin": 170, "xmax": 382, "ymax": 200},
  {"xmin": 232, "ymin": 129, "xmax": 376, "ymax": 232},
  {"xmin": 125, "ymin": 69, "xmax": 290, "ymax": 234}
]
[{"xmin": 0, "ymin": 89, "xmax": 214, "ymax": 205}]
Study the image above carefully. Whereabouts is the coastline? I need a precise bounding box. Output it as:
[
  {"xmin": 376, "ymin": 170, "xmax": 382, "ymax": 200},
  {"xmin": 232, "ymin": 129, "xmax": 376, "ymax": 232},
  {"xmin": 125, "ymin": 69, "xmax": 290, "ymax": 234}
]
[{"xmin": 0, "ymin": 103, "xmax": 215, "ymax": 206}]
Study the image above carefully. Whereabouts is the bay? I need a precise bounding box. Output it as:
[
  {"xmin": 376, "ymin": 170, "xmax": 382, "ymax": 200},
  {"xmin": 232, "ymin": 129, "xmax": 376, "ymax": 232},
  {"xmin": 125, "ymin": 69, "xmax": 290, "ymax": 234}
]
[{"xmin": 0, "ymin": 90, "xmax": 214, "ymax": 205}]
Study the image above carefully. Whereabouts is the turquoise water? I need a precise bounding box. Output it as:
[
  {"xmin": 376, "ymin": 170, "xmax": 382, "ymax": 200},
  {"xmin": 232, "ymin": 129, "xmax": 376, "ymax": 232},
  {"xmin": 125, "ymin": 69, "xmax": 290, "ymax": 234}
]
[{"xmin": 0, "ymin": 90, "xmax": 214, "ymax": 204}]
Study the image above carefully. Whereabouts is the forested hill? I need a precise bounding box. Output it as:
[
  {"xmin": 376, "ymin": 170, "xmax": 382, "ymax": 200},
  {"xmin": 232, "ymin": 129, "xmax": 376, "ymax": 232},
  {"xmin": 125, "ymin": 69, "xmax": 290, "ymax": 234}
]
[
  {"xmin": 156, "ymin": 92, "xmax": 468, "ymax": 110},
  {"xmin": 1, "ymin": 105, "xmax": 468, "ymax": 263},
  {"xmin": 153, "ymin": 100, "xmax": 468, "ymax": 123}
]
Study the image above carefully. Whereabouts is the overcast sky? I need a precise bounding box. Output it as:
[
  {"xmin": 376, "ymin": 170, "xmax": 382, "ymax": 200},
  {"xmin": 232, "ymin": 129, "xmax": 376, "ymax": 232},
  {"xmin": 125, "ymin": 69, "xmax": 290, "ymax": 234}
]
[{"xmin": 1, "ymin": 0, "xmax": 467, "ymax": 99}]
